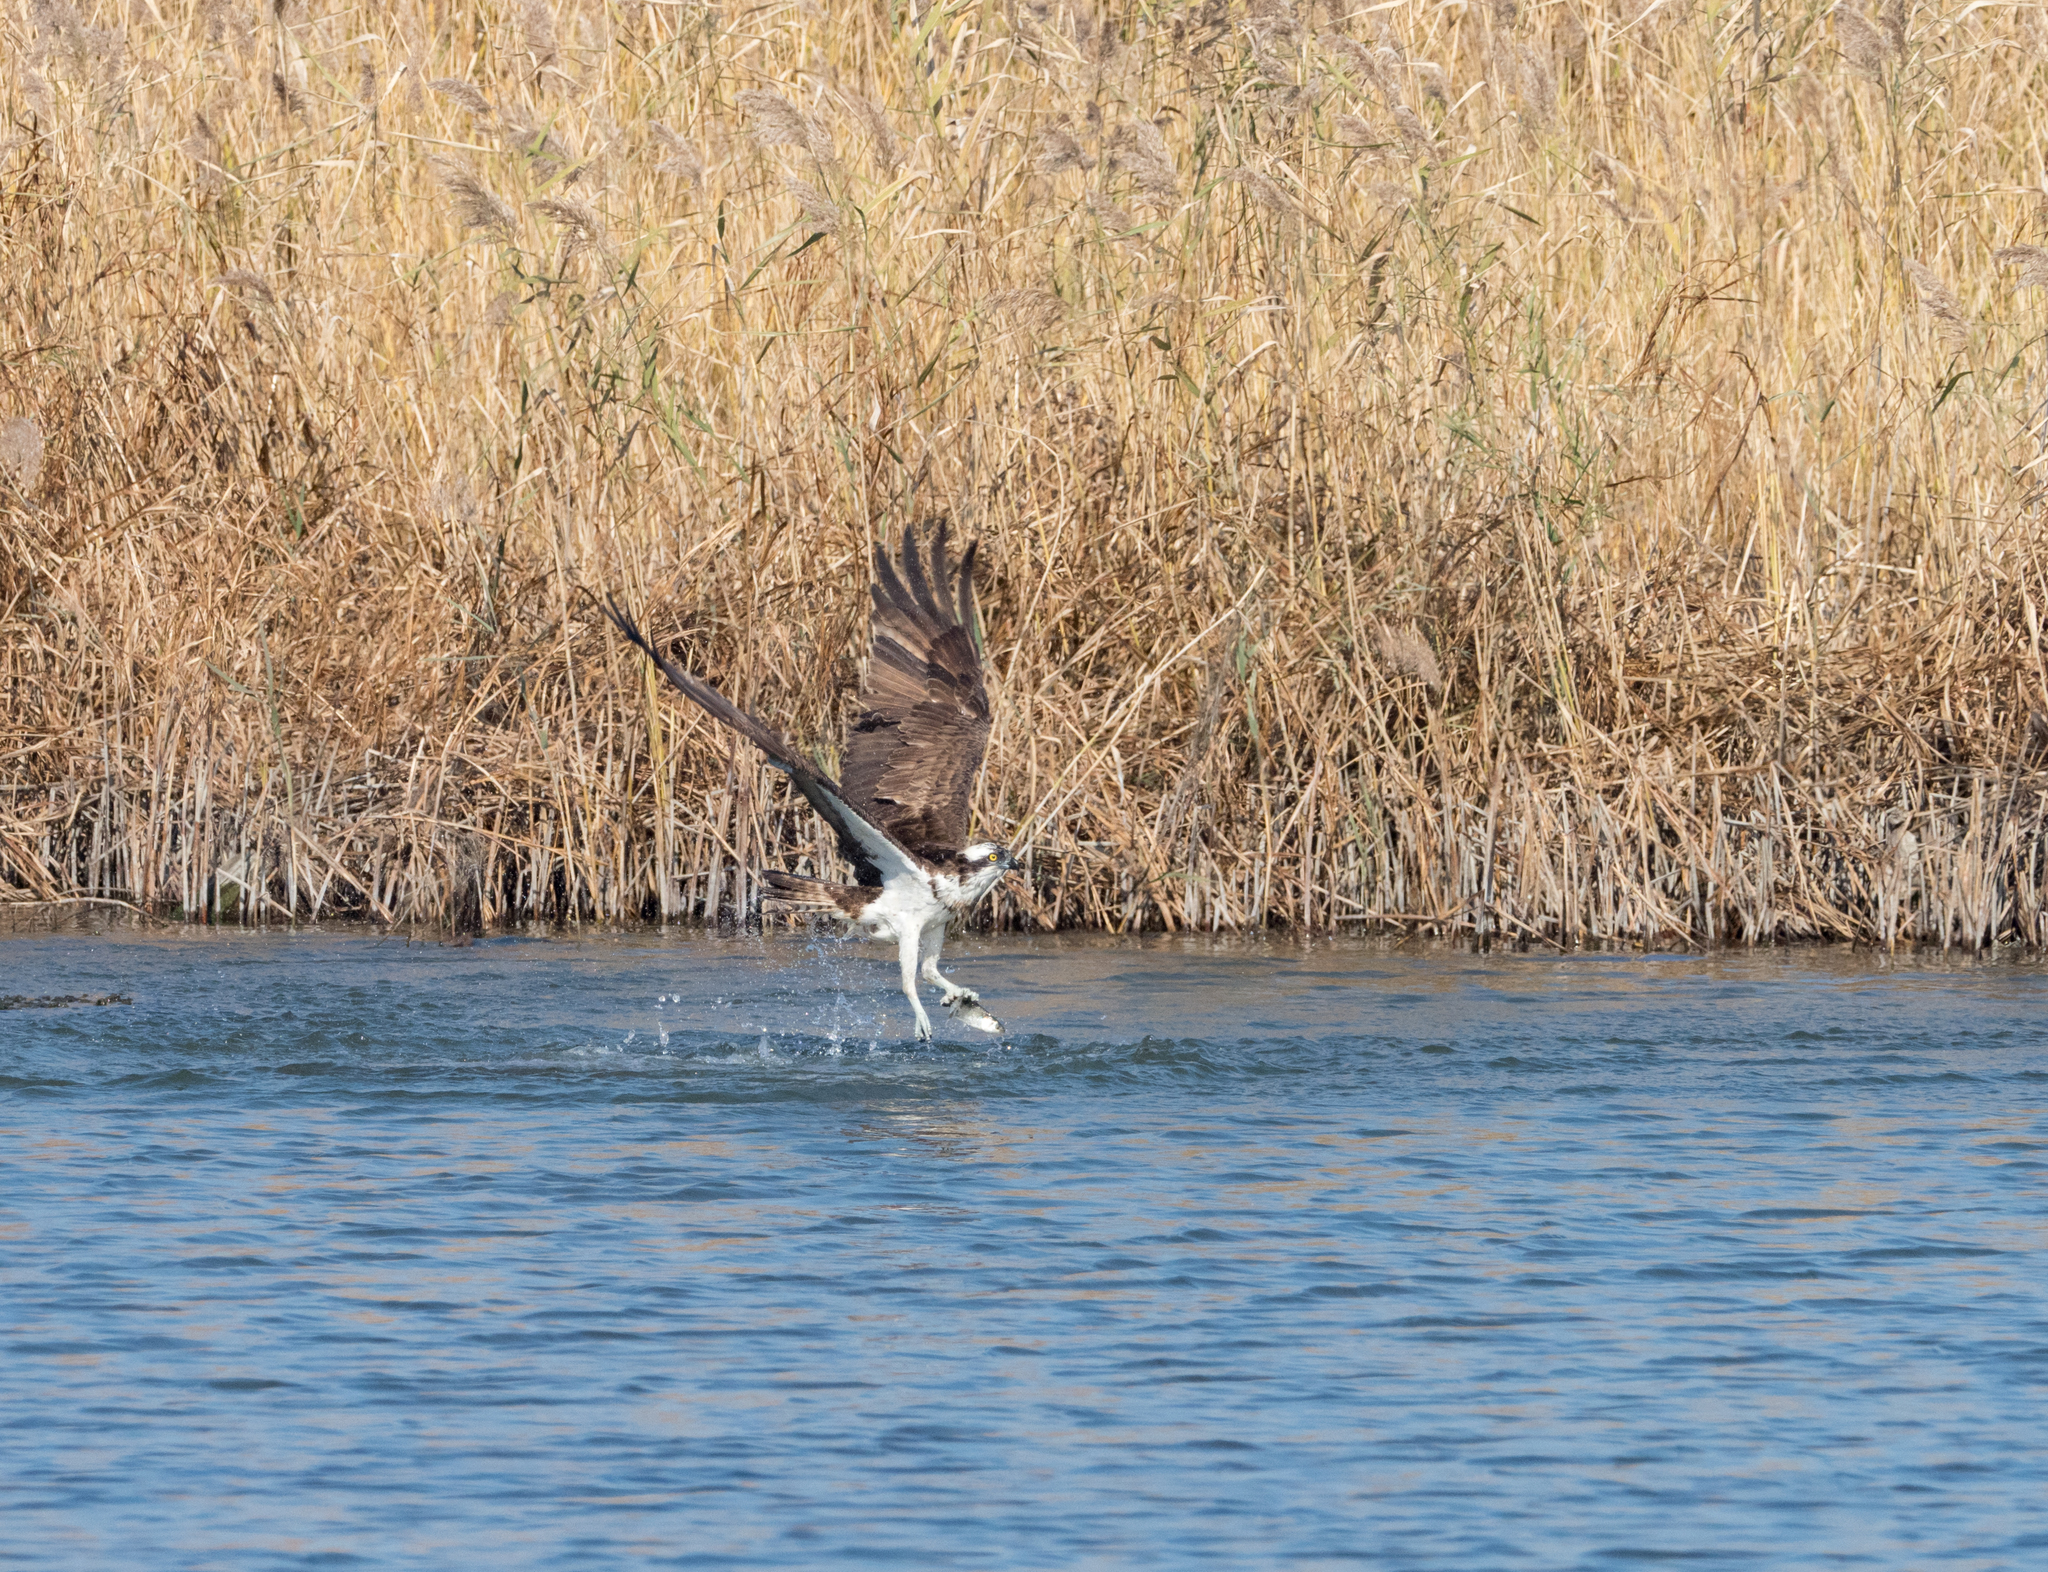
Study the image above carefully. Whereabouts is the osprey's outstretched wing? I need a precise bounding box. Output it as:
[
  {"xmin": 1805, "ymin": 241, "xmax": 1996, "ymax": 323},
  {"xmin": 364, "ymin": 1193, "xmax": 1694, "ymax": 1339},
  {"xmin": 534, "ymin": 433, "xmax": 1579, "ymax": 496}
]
[
  {"xmin": 601, "ymin": 598, "xmax": 924, "ymax": 886},
  {"xmin": 841, "ymin": 522, "xmax": 992, "ymax": 860}
]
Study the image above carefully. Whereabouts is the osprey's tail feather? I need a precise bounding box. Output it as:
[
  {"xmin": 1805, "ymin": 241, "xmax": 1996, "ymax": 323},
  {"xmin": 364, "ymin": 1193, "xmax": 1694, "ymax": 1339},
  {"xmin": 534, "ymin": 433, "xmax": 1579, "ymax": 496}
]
[{"xmin": 762, "ymin": 871, "xmax": 878, "ymax": 919}]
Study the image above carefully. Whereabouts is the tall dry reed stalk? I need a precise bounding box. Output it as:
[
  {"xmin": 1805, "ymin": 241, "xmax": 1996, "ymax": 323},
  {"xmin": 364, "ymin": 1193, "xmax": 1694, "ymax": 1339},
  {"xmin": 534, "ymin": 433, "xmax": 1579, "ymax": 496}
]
[{"xmin": 4, "ymin": 0, "xmax": 2048, "ymax": 948}]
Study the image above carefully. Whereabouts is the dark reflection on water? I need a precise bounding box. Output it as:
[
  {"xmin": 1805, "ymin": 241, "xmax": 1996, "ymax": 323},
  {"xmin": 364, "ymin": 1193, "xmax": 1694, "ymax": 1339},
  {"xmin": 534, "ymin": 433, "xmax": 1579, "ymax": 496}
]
[{"xmin": 2, "ymin": 924, "xmax": 2045, "ymax": 1569}]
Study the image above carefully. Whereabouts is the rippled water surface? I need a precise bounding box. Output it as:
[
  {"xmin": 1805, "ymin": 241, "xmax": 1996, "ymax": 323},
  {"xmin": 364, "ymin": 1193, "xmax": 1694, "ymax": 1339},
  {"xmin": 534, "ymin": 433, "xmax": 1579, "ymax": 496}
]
[{"xmin": 4, "ymin": 925, "xmax": 2046, "ymax": 1570}]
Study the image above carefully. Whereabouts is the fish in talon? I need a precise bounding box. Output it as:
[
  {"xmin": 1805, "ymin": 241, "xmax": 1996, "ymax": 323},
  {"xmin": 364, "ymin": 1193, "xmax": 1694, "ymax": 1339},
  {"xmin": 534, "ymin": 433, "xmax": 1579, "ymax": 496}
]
[{"xmin": 946, "ymin": 996, "xmax": 1003, "ymax": 1033}]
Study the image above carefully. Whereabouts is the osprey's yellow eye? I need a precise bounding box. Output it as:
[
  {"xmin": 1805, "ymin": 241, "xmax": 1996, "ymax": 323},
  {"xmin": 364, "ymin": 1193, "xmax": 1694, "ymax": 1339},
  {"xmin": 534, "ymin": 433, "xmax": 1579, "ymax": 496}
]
[{"xmin": 988, "ymin": 852, "xmax": 998, "ymax": 862}]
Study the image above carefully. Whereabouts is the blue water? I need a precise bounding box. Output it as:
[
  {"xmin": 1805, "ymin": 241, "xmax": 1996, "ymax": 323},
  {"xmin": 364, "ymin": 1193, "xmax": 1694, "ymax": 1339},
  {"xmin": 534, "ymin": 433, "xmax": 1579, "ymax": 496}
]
[{"xmin": 2, "ymin": 925, "xmax": 2045, "ymax": 1569}]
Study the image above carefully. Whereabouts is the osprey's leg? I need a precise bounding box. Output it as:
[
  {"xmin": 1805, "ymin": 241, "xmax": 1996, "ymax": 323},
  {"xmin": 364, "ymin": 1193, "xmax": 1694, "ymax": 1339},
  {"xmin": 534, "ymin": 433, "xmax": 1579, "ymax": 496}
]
[
  {"xmin": 896, "ymin": 923, "xmax": 934, "ymax": 1042},
  {"xmin": 918, "ymin": 922, "xmax": 978, "ymax": 1007}
]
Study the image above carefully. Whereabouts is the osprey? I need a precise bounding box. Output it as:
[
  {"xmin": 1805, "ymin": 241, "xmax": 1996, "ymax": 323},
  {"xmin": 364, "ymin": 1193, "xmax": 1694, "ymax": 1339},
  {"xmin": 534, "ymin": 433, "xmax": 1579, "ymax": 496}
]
[{"xmin": 603, "ymin": 523, "xmax": 1018, "ymax": 1040}]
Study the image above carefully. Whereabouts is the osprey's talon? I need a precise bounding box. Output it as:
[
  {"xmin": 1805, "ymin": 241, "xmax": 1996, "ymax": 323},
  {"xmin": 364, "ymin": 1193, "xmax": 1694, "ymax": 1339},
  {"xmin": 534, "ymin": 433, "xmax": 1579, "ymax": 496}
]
[{"xmin": 940, "ymin": 986, "xmax": 980, "ymax": 1007}]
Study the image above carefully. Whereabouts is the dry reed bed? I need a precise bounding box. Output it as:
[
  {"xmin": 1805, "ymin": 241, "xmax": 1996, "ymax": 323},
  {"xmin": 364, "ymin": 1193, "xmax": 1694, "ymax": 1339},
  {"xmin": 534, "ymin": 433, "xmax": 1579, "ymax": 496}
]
[{"xmin": 4, "ymin": 0, "xmax": 2048, "ymax": 946}]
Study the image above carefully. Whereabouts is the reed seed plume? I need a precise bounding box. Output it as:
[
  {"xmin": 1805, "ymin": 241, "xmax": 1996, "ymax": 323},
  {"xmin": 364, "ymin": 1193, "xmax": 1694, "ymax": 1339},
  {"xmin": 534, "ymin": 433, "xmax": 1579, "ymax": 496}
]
[
  {"xmin": 843, "ymin": 94, "xmax": 901, "ymax": 176},
  {"xmin": 497, "ymin": 108, "xmax": 577, "ymax": 182},
  {"xmin": 270, "ymin": 70, "xmax": 308, "ymax": 121},
  {"xmin": 1877, "ymin": 0, "xmax": 1910, "ymax": 54},
  {"xmin": 520, "ymin": 1, "xmax": 560, "ymax": 75},
  {"xmin": 20, "ymin": 68, "xmax": 55, "ymax": 122},
  {"xmin": 980, "ymin": 288, "xmax": 1066, "ymax": 332},
  {"xmin": 1834, "ymin": 5, "xmax": 1896, "ymax": 80},
  {"xmin": 182, "ymin": 113, "xmax": 226, "ymax": 193},
  {"xmin": 1223, "ymin": 163, "xmax": 1293, "ymax": 219},
  {"xmin": 1903, "ymin": 259, "xmax": 1969, "ymax": 350},
  {"xmin": 27, "ymin": 0, "xmax": 83, "ymax": 58},
  {"xmin": 649, "ymin": 122, "xmax": 705, "ymax": 185},
  {"xmin": 429, "ymin": 77, "xmax": 493, "ymax": 118},
  {"xmin": 737, "ymin": 88, "xmax": 833, "ymax": 163},
  {"xmin": 1106, "ymin": 119, "xmax": 1179, "ymax": 205},
  {"xmin": 1554, "ymin": 8, "xmax": 1590, "ymax": 74},
  {"xmin": 0, "ymin": 418, "xmax": 43, "ymax": 493},
  {"xmin": 29, "ymin": 0, "xmax": 125, "ymax": 118},
  {"xmin": 429, "ymin": 157, "xmax": 517, "ymax": 236},
  {"xmin": 1330, "ymin": 114, "xmax": 1375, "ymax": 147},
  {"xmin": 531, "ymin": 197, "xmax": 610, "ymax": 264},
  {"xmin": 1316, "ymin": 30, "xmax": 1377, "ymax": 89},
  {"xmin": 1507, "ymin": 40, "xmax": 1556, "ymax": 127},
  {"xmin": 1996, "ymin": 246, "xmax": 2048, "ymax": 290},
  {"xmin": 783, "ymin": 177, "xmax": 842, "ymax": 235},
  {"xmin": 1245, "ymin": 0, "xmax": 1301, "ymax": 45},
  {"xmin": 1375, "ymin": 624, "xmax": 1442, "ymax": 691},
  {"xmin": 211, "ymin": 269, "xmax": 276, "ymax": 307},
  {"xmin": 1034, "ymin": 121, "xmax": 1093, "ymax": 176},
  {"xmin": 6, "ymin": 0, "xmax": 2048, "ymax": 951},
  {"xmin": 1084, "ymin": 191, "xmax": 1140, "ymax": 239},
  {"xmin": 1390, "ymin": 104, "xmax": 1436, "ymax": 159}
]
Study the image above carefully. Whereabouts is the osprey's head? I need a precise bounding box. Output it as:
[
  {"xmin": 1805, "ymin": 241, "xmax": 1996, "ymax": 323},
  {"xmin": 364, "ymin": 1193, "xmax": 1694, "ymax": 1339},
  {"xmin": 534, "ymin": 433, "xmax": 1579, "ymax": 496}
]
[{"xmin": 957, "ymin": 842, "xmax": 1019, "ymax": 885}]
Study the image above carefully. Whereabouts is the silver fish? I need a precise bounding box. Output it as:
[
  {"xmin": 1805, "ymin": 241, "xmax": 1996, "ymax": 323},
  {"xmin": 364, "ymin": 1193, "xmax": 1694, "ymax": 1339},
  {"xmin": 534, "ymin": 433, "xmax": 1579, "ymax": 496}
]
[{"xmin": 946, "ymin": 996, "xmax": 1004, "ymax": 1034}]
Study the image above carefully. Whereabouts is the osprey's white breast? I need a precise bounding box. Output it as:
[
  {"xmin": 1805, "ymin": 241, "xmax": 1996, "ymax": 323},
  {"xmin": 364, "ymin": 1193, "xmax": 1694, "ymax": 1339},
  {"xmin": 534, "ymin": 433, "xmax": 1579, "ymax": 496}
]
[
  {"xmin": 854, "ymin": 869, "xmax": 949, "ymax": 934},
  {"xmin": 851, "ymin": 861, "xmax": 1004, "ymax": 938}
]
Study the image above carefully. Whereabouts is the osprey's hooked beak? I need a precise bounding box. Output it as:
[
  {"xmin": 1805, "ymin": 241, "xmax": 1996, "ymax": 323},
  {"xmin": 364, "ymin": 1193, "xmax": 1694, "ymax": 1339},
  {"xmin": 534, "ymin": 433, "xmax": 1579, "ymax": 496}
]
[{"xmin": 999, "ymin": 847, "xmax": 1020, "ymax": 871}]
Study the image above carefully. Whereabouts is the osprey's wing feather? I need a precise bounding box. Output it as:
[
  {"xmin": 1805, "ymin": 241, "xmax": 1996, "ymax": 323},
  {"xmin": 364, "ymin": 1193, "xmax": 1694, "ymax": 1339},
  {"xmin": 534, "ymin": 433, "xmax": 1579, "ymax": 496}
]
[
  {"xmin": 601, "ymin": 598, "xmax": 926, "ymax": 886},
  {"xmin": 841, "ymin": 522, "xmax": 992, "ymax": 858}
]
